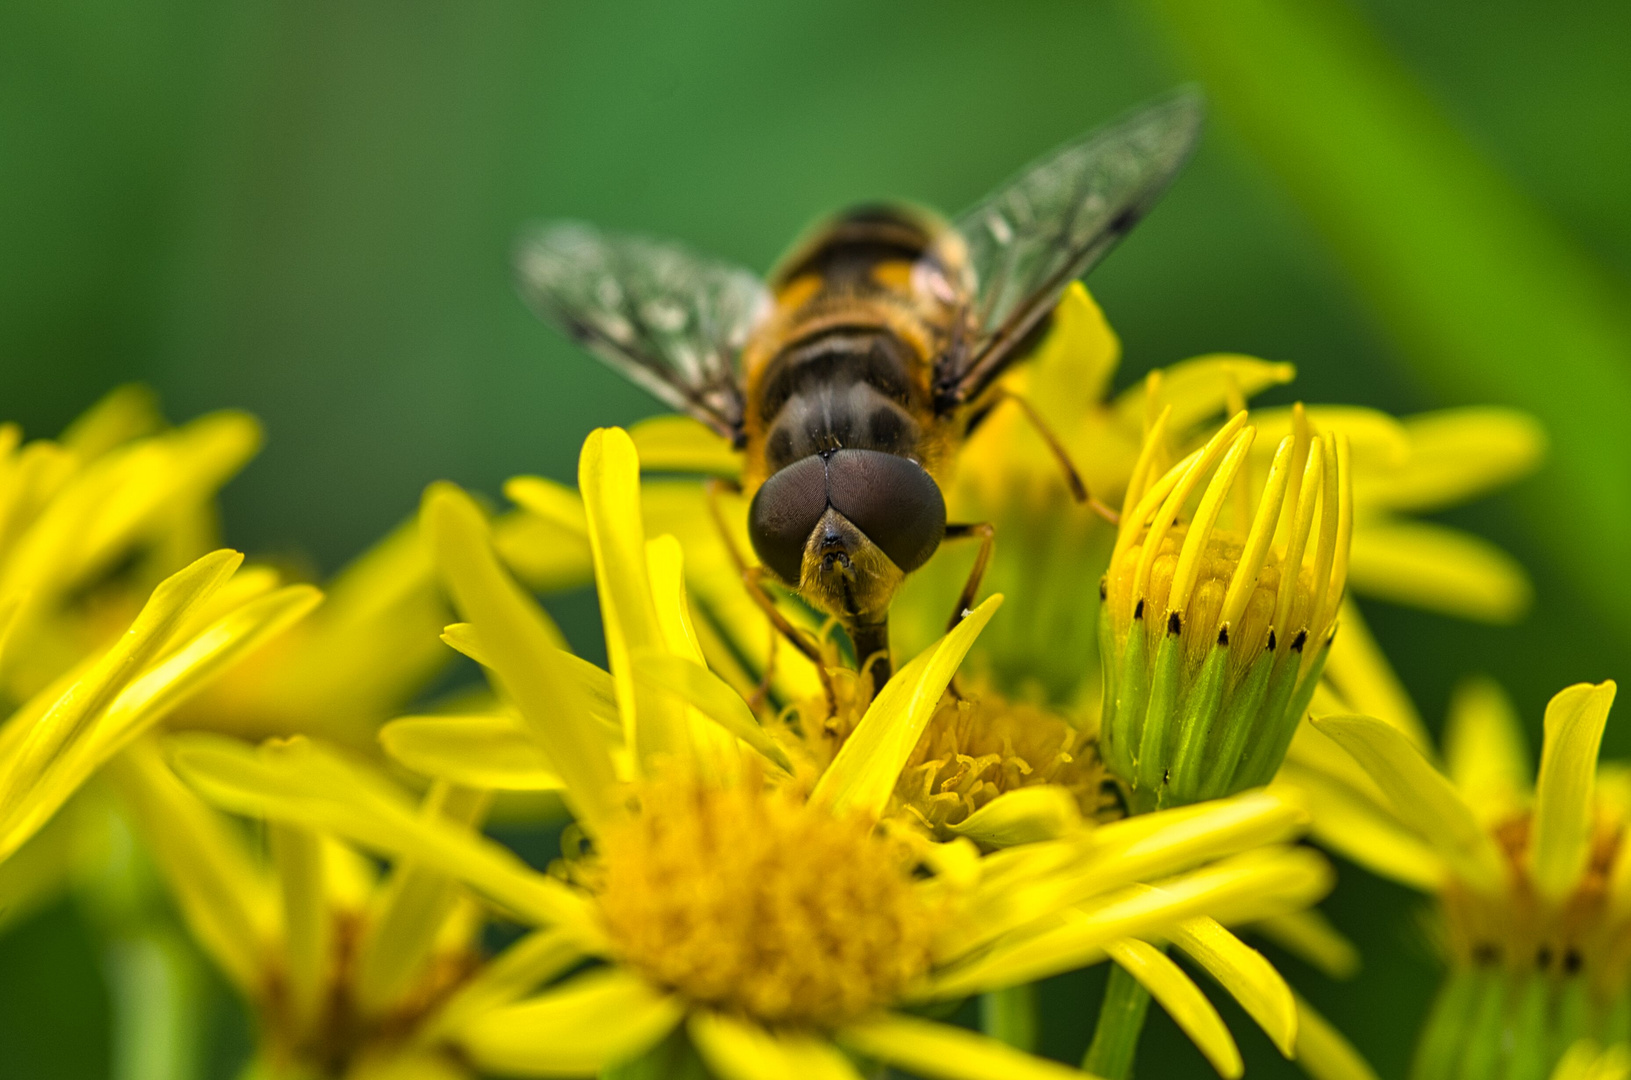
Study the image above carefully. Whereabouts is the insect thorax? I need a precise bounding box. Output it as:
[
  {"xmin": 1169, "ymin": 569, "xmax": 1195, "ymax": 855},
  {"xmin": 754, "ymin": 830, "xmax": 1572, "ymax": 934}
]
[{"xmin": 742, "ymin": 205, "xmax": 969, "ymax": 485}]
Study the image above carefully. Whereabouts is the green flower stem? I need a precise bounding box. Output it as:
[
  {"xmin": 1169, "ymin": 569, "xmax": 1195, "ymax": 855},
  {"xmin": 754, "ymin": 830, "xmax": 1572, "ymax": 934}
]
[
  {"xmin": 1084, "ymin": 963, "xmax": 1153, "ymax": 1080},
  {"xmin": 980, "ymin": 984, "xmax": 1039, "ymax": 1052}
]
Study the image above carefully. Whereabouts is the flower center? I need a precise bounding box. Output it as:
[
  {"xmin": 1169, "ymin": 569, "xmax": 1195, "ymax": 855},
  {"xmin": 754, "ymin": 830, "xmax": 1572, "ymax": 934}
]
[
  {"xmin": 594, "ymin": 776, "xmax": 935, "ymax": 1028},
  {"xmin": 894, "ymin": 690, "xmax": 1111, "ymax": 838},
  {"xmin": 1443, "ymin": 812, "xmax": 1627, "ymax": 983}
]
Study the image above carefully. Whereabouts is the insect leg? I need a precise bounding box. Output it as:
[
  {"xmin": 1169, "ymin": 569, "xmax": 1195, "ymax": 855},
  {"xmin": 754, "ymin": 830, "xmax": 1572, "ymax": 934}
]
[
  {"xmin": 990, "ymin": 388, "xmax": 1120, "ymax": 524},
  {"xmin": 743, "ymin": 565, "xmax": 836, "ymax": 711},
  {"xmin": 705, "ymin": 478, "xmax": 833, "ymax": 709},
  {"xmin": 942, "ymin": 522, "xmax": 997, "ymax": 633}
]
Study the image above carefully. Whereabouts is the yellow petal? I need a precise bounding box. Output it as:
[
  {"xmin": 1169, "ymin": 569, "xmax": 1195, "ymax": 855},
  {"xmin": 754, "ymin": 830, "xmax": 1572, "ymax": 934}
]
[
  {"xmin": 838, "ymin": 1012, "xmax": 1091, "ymax": 1080},
  {"xmin": 1275, "ymin": 763, "xmax": 1446, "ymax": 893},
  {"xmin": 948, "ymin": 786, "xmax": 1083, "ymax": 847},
  {"xmin": 421, "ymin": 483, "xmax": 620, "ymax": 831},
  {"xmin": 1530, "ymin": 682, "xmax": 1617, "ymax": 901},
  {"xmin": 1025, "ymin": 282, "xmax": 1122, "ymax": 416},
  {"xmin": 456, "ymin": 968, "xmax": 684, "ymax": 1077},
  {"xmin": 579, "ymin": 428, "xmax": 689, "ymax": 768},
  {"xmin": 931, "ymin": 846, "xmax": 1332, "ymax": 996},
  {"xmin": 1247, "ymin": 910, "xmax": 1361, "ymax": 981},
  {"xmin": 352, "ymin": 783, "xmax": 491, "ymax": 1017},
  {"xmin": 440, "ymin": 624, "xmax": 621, "ymax": 738},
  {"xmin": 0, "ymin": 551, "xmax": 306, "ymax": 861},
  {"xmin": 645, "ymin": 534, "xmax": 739, "ymax": 772},
  {"xmin": 106, "ymin": 738, "xmax": 273, "ymax": 995},
  {"xmin": 688, "ymin": 1011, "xmax": 862, "ymax": 1080},
  {"xmin": 423, "ymin": 927, "xmax": 586, "ymax": 1041},
  {"xmin": 1106, "ymin": 938, "xmax": 1242, "ymax": 1079},
  {"xmin": 380, "ymin": 715, "xmax": 565, "ymax": 791},
  {"xmin": 1356, "ymin": 407, "xmax": 1545, "ymax": 513},
  {"xmin": 1348, "ymin": 519, "xmax": 1531, "ymax": 623},
  {"xmin": 1290, "ymin": 992, "xmax": 1381, "ymax": 1080},
  {"xmin": 60, "ymin": 384, "xmax": 164, "ymax": 458},
  {"xmin": 958, "ymin": 792, "xmax": 1308, "ymax": 957},
  {"xmin": 492, "ymin": 513, "xmax": 594, "ymax": 594},
  {"xmin": 1170, "ymin": 917, "xmax": 1297, "ymax": 1057},
  {"xmin": 632, "ymin": 651, "xmax": 791, "ymax": 772},
  {"xmin": 1310, "ymin": 715, "xmax": 1505, "ymax": 893},
  {"xmin": 269, "ymin": 821, "xmax": 330, "ymax": 1032},
  {"xmin": 90, "ymin": 583, "xmax": 322, "ymax": 759},
  {"xmin": 1115, "ymin": 355, "xmax": 1296, "ymax": 434},
  {"xmin": 170, "ymin": 734, "xmax": 599, "ymax": 942},
  {"xmin": 627, "ymin": 415, "xmax": 743, "ymax": 479},
  {"xmin": 1443, "ymin": 676, "xmax": 1530, "ymax": 823},
  {"xmin": 811, "ymin": 595, "xmax": 1001, "ymax": 822}
]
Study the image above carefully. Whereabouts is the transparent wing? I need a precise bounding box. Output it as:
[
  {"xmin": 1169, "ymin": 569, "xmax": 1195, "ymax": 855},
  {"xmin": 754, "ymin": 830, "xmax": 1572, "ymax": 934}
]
[
  {"xmin": 944, "ymin": 90, "xmax": 1204, "ymax": 406},
  {"xmin": 515, "ymin": 222, "xmax": 771, "ymax": 440}
]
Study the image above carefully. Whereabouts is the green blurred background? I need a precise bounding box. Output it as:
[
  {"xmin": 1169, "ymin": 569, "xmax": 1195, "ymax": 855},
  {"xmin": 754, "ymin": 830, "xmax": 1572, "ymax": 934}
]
[{"xmin": 3, "ymin": 0, "xmax": 1630, "ymax": 1077}]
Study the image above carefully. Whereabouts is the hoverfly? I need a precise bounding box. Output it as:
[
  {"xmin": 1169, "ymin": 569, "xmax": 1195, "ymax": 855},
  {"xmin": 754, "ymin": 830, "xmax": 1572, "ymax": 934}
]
[{"xmin": 517, "ymin": 91, "xmax": 1203, "ymax": 687}]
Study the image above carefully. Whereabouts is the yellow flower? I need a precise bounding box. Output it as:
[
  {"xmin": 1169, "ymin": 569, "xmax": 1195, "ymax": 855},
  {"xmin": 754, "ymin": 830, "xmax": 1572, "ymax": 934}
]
[
  {"xmin": 0, "ymin": 386, "xmax": 263, "ymax": 703},
  {"xmin": 1280, "ymin": 662, "xmax": 1626, "ymax": 1080},
  {"xmin": 1099, "ymin": 405, "xmax": 1351, "ymax": 811},
  {"xmin": 175, "ymin": 428, "xmax": 1331, "ymax": 1080},
  {"xmin": 106, "ymin": 730, "xmax": 554, "ymax": 1080}
]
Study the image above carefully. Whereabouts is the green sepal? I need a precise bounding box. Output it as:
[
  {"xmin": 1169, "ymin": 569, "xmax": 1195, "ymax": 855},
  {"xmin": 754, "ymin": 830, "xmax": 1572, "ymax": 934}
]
[
  {"xmin": 1238, "ymin": 642, "xmax": 1331, "ymax": 789},
  {"xmin": 1411, "ymin": 969, "xmax": 1482, "ymax": 1080},
  {"xmin": 1168, "ymin": 641, "xmax": 1230, "ymax": 802},
  {"xmin": 1603, "ymin": 986, "xmax": 1631, "ymax": 1047},
  {"xmin": 1108, "ymin": 613, "xmax": 1151, "ymax": 788},
  {"xmin": 1230, "ymin": 642, "xmax": 1305, "ymax": 790},
  {"xmin": 1136, "ymin": 620, "xmax": 1184, "ymax": 799},
  {"xmin": 1199, "ymin": 642, "xmax": 1276, "ymax": 799},
  {"xmin": 1505, "ymin": 975, "xmax": 1549, "ymax": 1080},
  {"xmin": 1551, "ymin": 976, "xmax": 1591, "ymax": 1067},
  {"xmin": 980, "ymin": 983, "xmax": 1039, "ymax": 1052},
  {"xmin": 1459, "ymin": 970, "xmax": 1508, "ymax": 1080}
]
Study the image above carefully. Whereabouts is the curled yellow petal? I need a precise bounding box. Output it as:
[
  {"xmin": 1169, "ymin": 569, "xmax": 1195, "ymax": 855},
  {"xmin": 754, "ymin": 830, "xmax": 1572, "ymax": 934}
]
[
  {"xmin": 1310, "ymin": 715, "xmax": 1505, "ymax": 894},
  {"xmin": 948, "ymin": 786, "xmax": 1083, "ymax": 847},
  {"xmin": 1106, "ymin": 937, "xmax": 1242, "ymax": 1079},
  {"xmin": 811, "ymin": 595, "xmax": 1001, "ymax": 823},
  {"xmin": 1170, "ymin": 917, "xmax": 1297, "ymax": 1057},
  {"xmin": 1530, "ymin": 682, "xmax": 1617, "ymax": 901},
  {"xmin": 456, "ymin": 968, "xmax": 684, "ymax": 1077}
]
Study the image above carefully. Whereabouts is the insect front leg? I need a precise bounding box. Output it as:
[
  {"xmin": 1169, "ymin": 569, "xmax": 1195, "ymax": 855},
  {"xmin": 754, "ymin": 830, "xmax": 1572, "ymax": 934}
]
[
  {"xmin": 706, "ymin": 478, "xmax": 837, "ymax": 713},
  {"xmin": 743, "ymin": 565, "xmax": 837, "ymax": 713},
  {"xmin": 990, "ymin": 387, "xmax": 1120, "ymax": 524},
  {"xmin": 943, "ymin": 522, "xmax": 996, "ymax": 633}
]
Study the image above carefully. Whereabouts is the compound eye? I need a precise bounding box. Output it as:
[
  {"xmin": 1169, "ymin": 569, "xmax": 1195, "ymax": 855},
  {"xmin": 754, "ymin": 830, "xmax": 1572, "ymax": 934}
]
[
  {"xmin": 748, "ymin": 454, "xmax": 829, "ymax": 585},
  {"xmin": 823, "ymin": 449, "xmax": 946, "ymax": 574}
]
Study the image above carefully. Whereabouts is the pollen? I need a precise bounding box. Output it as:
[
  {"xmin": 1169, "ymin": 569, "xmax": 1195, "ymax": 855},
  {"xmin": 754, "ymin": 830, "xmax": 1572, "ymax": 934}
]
[
  {"xmin": 893, "ymin": 691, "xmax": 1112, "ymax": 838},
  {"xmin": 592, "ymin": 774, "xmax": 936, "ymax": 1028}
]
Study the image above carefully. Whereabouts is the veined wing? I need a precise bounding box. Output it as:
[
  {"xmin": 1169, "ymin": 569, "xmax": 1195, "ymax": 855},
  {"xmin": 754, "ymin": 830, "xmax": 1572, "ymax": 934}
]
[
  {"xmin": 941, "ymin": 90, "xmax": 1205, "ymax": 408},
  {"xmin": 515, "ymin": 222, "xmax": 771, "ymax": 442}
]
